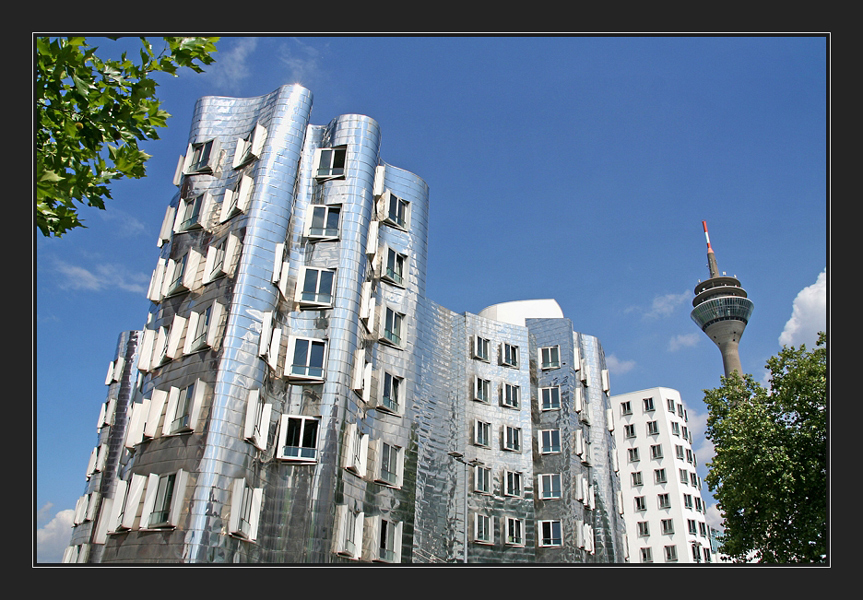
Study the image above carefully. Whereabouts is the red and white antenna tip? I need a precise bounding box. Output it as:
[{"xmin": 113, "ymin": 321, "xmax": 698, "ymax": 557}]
[{"xmin": 702, "ymin": 221, "xmax": 713, "ymax": 250}]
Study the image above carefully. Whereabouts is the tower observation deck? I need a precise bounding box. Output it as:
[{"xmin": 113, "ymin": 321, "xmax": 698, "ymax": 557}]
[{"xmin": 690, "ymin": 221, "xmax": 754, "ymax": 376}]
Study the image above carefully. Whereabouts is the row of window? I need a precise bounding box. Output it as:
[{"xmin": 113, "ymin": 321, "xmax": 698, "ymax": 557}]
[
  {"xmin": 633, "ymin": 491, "xmax": 708, "ymax": 515},
  {"xmin": 332, "ymin": 506, "xmax": 403, "ymax": 562},
  {"xmin": 638, "ymin": 544, "xmax": 710, "ymax": 563},
  {"xmin": 620, "ymin": 397, "xmax": 689, "ymax": 421},
  {"xmin": 629, "ymin": 467, "xmax": 701, "ymax": 489},
  {"xmin": 468, "ymin": 515, "xmax": 596, "ymax": 551},
  {"xmin": 635, "ymin": 517, "xmax": 709, "ymax": 538}
]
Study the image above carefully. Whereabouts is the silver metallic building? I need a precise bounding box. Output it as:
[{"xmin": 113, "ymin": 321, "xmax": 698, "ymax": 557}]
[{"xmin": 65, "ymin": 84, "xmax": 627, "ymax": 563}]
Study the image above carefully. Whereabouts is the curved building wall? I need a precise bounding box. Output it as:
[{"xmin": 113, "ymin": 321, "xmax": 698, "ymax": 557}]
[{"xmin": 76, "ymin": 85, "xmax": 626, "ymax": 564}]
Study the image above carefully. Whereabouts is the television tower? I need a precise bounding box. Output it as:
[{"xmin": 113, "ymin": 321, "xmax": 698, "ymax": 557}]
[{"xmin": 690, "ymin": 221, "xmax": 754, "ymax": 376}]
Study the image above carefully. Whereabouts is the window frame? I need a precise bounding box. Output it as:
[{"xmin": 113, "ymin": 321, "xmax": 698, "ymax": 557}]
[
  {"xmin": 539, "ymin": 429, "xmax": 561, "ymax": 454},
  {"xmin": 472, "ymin": 335, "xmax": 490, "ymax": 362},
  {"xmin": 276, "ymin": 415, "xmax": 320, "ymax": 462},
  {"xmin": 540, "ymin": 385, "xmax": 560, "ymax": 411},
  {"xmin": 285, "ymin": 336, "xmax": 327, "ymax": 381},
  {"xmin": 382, "ymin": 247, "xmax": 408, "ymax": 287},
  {"xmin": 505, "ymin": 517, "xmax": 525, "ymax": 546},
  {"xmin": 504, "ymin": 470, "xmax": 523, "ymax": 497},
  {"xmin": 503, "ymin": 425, "xmax": 522, "ymax": 452},
  {"xmin": 539, "ymin": 473, "xmax": 562, "ymax": 500},
  {"xmin": 305, "ymin": 204, "xmax": 341, "ymax": 240},
  {"xmin": 538, "ymin": 520, "xmax": 562, "ymax": 547},
  {"xmin": 540, "ymin": 345, "xmax": 560, "ymax": 370},
  {"xmin": 295, "ymin": 266, "xmax": 336, "ymax": 309},
  {"xmin": 500, "ymin": 343, "xmax": 520, "ymax": 368},
  {"xmin": 502, "ymin": 382, "xmax": 520, "ymax": 409},
  {"xmin": 474, "ymin": 419, "xmax": 491, "ymax": 448},
  {"xmin": 313, "ymin": 145, "xmax": 347, "ymax": 181}
]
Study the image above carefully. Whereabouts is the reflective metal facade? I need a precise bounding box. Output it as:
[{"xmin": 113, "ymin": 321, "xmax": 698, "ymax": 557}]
[{"xmin": 66, "ymin": 84, "xmax": 627, "ymax": 563}]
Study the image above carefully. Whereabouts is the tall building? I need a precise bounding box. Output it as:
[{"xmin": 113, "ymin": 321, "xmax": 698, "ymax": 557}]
[
  {"xmin": 611, "ymin": 387, "xmax": 715, "ymax": 563},
  {"xmin": 690, "ymin": 221, "xmax": 754, "ymax": 376},
  {"xmin": 63, "ymin": 84, "xmax": 627, "ymax": 564}
]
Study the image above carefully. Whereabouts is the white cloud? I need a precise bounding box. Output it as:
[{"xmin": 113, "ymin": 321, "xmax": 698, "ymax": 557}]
[
  {"xmin": 277, "ymin": 38, "xmax": 324, "ymax": 85},
  {"xmin": 36, "ymin": 505, "xmax": 74, "ymax": 563},
  {"xmin": 49, "ymin": 256, "xmax": 148, "ymax": 294},
  {"xmin": 705, "ymin": 503, "xmax": 724, "ymax": 531},
  {"xmin": 606, "ymin": 353, "xmax": 636, "ymax": 375},
  {"xmin": 668, "ymin": 332, "xmax": 700, "ymax": 352},
  {"xmin": 779, "ymin": 269, "xmax": 827, "ymax": 348},
  {"xmin": 627, "ymin": 290, "xmax": 691, "ymax": 320},
  {"xmin": 205, "ymin": 37, "xmax": 259, "ymax": 92}
]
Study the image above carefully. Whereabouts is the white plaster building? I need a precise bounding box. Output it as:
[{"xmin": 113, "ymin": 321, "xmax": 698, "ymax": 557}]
[{"xmin": 611, "ymin": 387, "xmax": 715, "ymax": 563}]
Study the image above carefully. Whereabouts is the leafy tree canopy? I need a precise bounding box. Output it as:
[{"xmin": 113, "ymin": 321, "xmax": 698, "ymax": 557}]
[
  {"xmin": 703, "ymin": 332, "xmax": 827, "ymax": 563},
  {"xmin": 35, "ymin": 36, "xmax": 219, "ymax": 237}
]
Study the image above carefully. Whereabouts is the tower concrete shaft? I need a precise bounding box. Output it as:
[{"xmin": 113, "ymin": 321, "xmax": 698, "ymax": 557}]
[{"xmin": 690, "ymin": 221, "xmax": 754, "ymax": 377}]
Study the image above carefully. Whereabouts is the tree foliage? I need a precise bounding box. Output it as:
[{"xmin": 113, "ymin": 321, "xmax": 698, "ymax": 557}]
[
  {"xmin": 35, "ymin": 36, "xmax": 219, "ymax": 237},
  {"xmin": 703, "ymin": 332, "xmax": 827, "ymax": 563}
]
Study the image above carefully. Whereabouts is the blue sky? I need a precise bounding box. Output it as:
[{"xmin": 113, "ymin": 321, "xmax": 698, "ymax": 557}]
[{"xmin": 35, "ymin": 35, "xmax": 828, "ymax": 561}]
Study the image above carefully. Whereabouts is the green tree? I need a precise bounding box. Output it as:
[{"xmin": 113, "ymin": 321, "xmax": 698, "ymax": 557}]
[
  {"xmin": 703, "ymin": 332, "xmax": 827, "ymax": 563},
  {"xmin": 36, "ymin": 36, "xmax": 219, "ymax": 237}
]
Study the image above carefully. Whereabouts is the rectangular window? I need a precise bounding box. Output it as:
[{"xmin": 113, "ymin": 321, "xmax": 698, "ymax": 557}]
[
  {"xmin": 623, "ymin": 424, "xmax": 636, "ymax": 438},
  {"xmin": 501, "ymin": 343, "xmax": 519, "ymax": 368},
  {"xmin": 474, "ymin": 514, "xmax": 493, "ymax": 544},
  {"xmin": 387, "ymin": 193, "xmax": 409, "ymax": 230},
  {"xmin": 654, "ymin": 469, "xmax": 667, "ymax": 484},
  {"xmin": 650, "ymin": 444, "xmax": 663, "ymax": 459},
  {"xmin": 176, "ymin": 194, "xmax": 205, "ymax": 232},
  {"xmin": 661, "ymin": 519, "xmax": 675, "ymax": 535},
  {"xmin": 631, "ymin": 471, "xmax": 643, "ymax": 486},
  {"xmin": 230, "ymin": 479, "xmax": 262, "ymax": 541},
  {"xmin": 334, "ymin": 505, "xmax": 363, "ymax": 559},
  {"xmin": 382, "ymin": 307, "xmax": 404, "ymax": 347},
  {"xmin": 505, "ymin": 517, "xmax": 524, "ymax": 546},
  {"xmin": 376, "ymin": 517, "xmax": 402, "ymax": 563},
  {"xmin": 169, "ymin": 382, "xmax": 196, "ymax": 434},
  {"xmin": 637, "ymin": 521, "xmax": 650, "ymax": 537},
  {"xmin": 683, "ymin": 494, "xmax": 693, "ymax": 509},
  {"xmin": 472, "ymin": 335, "xmax": 490, "ymax": 361},
  {"xmin": 664, "ymin": 545, "xmax": 677, "ymax": 562},
  {"xmin": 504, "ymin": 470, "xmax": 523, "ymax": 497},
  {"xmin": 148, "ymin": 473, "xmax": 176, "ymax": 528},
  {"xmin": 314, "ymin": 146, "xmax": 346, "ymax": 180},
  {"xmin": 187, "ymin": 139, "xmax": 214, "ymax": 173},
  {"xmin": 502, "ymin": 383, "xmax": 520, "ymax": 409},
  {"xmin": 233, "ymin": 122, "xmax": 266, "ymax": 168},
  {"xmin": 474, "ymin": 465, "xmax": 491, "ymax": 494},
  {"xmin": 640, "ymin": 547, "xmax": 653, "ymax": 563},
  {"xmin": 380, "ymin": 372, "xmax": 403, "ymax": 415},
  {"xmin": 474, "ymin": 377, "xmax": 491, "ymax": 403},
  {"xmin": 671, "ymin": 422, "xmax": 680, "ymax": 437},
  {"xmin": 643, "ymin": 397, "xmax": 655, "ymax": 412},
  {"xmin": 634, "ymin": 496, "xmax": 646, "ymax": 511},
  {"xmin": 658, "ymin": 493, "xmax": 671, "ymax": 509},
  {"xmin": 382, "ymin": 248, "xmax": 407, "ymax": 286},
  {"xmin": 540, "ymin": 345, "xmax": 560, "ymax": 369},
  {"xmin": 621, "ymin": 401, "xmax": 632, "ymax": 415},
  {"xmin": 667, "ymin": 397, "xmax": 676, "ymax": 412},
  {"xmin": 296, "ymin": 267, "xmax": 335, "ymax": 308},
  {"xmin": 540, "ymin": 386, "xmax": 560, "ymax": 410},
  {"xmin": 540, "ymin": 429, "xmax": 560, "ymax": 454},
  {"xmin": 680, "ymin": 468, "xmax": 690, "ymax": 485},
  {"xmin": 377, "ymin": 442, "xmax": 404, "ymax": 488},
  {"xmin": 287, "ymin": 337, "xmax": 327, "ymax": 380},
  {"xmin": 628, "ymin": 447, "xmax": 640, "ymax": 462},
  {"xmin": 277, "ymin": 415, "xmax": 320, "ymax": 461},
  {"xmin": 539, "ymin": 473, "xmax": 562, "ymax": 500},
  {"xmin": 474, "ymin": 420, "xmax": 491, "ymax": 447},
  {"xmin": 503, "ymin": 426, "xmax": 521, "ymax": 452},
  {"xmin": 675, "ymin": 444, "xmax": 685, "ymax": 460},
  {"xmin": 646, "ymin": 420, "xmax": 659, "ymax": 435},
  {"xmin": 306, "ymin": 204, "xmax": 341, "ymax": 239},
  {"xmin": 539, "ymin": 520, "xmax": 562, "ymax": 547}
]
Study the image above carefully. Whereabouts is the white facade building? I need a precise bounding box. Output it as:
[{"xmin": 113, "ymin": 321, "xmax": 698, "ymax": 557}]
[{"xmin": 611, "ymin": 387, "xmax": 715, "ymax": 563}]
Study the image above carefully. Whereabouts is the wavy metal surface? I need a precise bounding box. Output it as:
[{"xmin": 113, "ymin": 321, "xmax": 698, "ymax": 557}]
[{"xmin": 71, "ymin": 84, "xmax": 627, "ymax": 564}]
